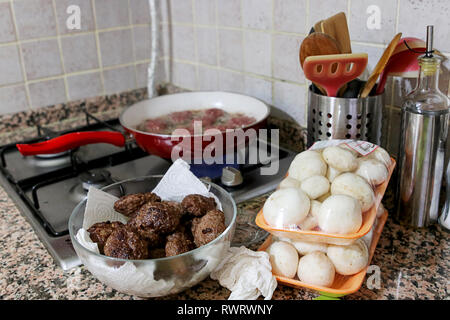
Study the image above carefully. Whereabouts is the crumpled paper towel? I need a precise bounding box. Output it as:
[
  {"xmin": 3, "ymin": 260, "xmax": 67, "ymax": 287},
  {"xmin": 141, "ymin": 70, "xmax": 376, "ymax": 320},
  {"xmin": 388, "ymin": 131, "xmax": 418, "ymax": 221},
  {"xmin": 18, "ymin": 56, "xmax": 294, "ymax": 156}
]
[{"xmin": 210, "ymin": 246, "xmax": 278, "ymax": 300}]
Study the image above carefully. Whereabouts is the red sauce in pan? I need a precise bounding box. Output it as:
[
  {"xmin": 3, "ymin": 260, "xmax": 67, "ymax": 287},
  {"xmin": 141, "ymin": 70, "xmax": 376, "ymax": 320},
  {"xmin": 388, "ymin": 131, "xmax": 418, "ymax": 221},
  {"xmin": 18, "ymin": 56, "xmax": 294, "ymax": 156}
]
[{"xmin": 137, "ymin": 108, "xmax": 256, "ymax": 135}]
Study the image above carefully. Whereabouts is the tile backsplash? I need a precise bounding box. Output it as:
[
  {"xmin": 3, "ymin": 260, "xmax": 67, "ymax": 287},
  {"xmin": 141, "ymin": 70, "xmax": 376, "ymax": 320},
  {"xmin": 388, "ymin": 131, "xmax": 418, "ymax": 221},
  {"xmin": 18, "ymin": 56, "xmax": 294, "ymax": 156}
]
[{"xmin": 0, "ymin": 0, "xmax": 449, "ymax": 138}]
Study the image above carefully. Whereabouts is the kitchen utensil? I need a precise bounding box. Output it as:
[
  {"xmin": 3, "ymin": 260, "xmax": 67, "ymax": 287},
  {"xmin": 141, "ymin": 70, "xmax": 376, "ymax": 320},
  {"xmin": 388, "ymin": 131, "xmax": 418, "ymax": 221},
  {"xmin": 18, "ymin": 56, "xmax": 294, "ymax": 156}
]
[
  {"xmin": 69, "ymin": 175, "xmax": 237, "ymax": 297},
  {"xmin": 303, "ymin": 53, "xmax": 368, "ymax": 97},
  {"xmin": 257, "ymin": 208, "xmax": 388, "ymax": 297},
  {"xmin": 396, "ymin": 26, "xmax": 450, "ymax": 228},
  {"xmin": 16, "ymin": 92, "xmax": 270, "ymax": 159},
  {"xmin": 299, "ymin": 32, "xmax": 341, "ymax": 67},
  {"xmin": 314, "ymin": 12, "xmax": 352, "ymax": 54},
  {"xmin": 359, "ymin": 33, "xmax": 402, "ymax": 98},
  {"xmin": 376, "ymin": 38, "xmax": 426, "ymax": 94},
  {"xmin": 255, "ymin": 157, "xmax": 395, "ymax": 245},
  {"xmin": 339, "ymin": 79, "xmax": 367, "ymax": 98},
  {"xmin": 307, "ymin": 85, "xmax": 383, "ymax": 146}
]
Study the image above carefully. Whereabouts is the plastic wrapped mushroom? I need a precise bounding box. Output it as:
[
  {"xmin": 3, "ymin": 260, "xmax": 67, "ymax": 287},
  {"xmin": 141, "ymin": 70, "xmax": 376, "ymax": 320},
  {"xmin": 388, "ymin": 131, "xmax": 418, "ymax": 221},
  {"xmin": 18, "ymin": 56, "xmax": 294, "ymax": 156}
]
[
  {"xmin": 266, "ymin": 241, "xmax": 299, "ymax": 279},
  {"xmin": 327, "ymin": 239, "xmax": 369, "ymax": 275},
  {"xmin": 322, "ymin": 146, "xmax": 358, "ymax": 172},
  {"xmin": 288, "ymin": 151, "xmax": 327, "ymax": 182},
  {"xmin": 278, "ymin": 177, "xmax": 302, "ymax": 189},
  {"xmin": 263, "ymin": 187, "xmax": 310, "ymax": 228},
  {"xmin": 297, "ymin": 252, "xmax": 335, "ymax": 287},
  {"xmin": 285, "ymin": 238, "xmax": 328, "ymax": 255},
  {"xmin": 300, "ymin": 175, "xmax": 330, "ymax": 200},
  {"xmin": 367, "ymin": 147, "xmax": 392, "ymax": 167},
  {"xmin": 298, "ymin": 200, "xmax": 321, "ymax": 230},
  {"xmin": 331, "ymin": 173, "xmax": 375, "ymax": 212},
  {"xmin": 318, "ymin": 194, "xmax": 362, "ymax": 234},
  {"xmin": 355, "ymin": 158, "xmax": 388, "ymax": 186}
]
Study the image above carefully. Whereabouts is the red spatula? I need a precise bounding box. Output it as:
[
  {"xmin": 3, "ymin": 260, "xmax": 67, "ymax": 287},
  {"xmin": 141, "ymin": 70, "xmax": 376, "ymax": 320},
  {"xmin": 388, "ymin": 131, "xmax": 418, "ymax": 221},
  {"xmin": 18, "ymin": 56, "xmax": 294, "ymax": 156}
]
[{"xmin": 303, "ymin": 53, "xmax": 368, "ymax": 97}]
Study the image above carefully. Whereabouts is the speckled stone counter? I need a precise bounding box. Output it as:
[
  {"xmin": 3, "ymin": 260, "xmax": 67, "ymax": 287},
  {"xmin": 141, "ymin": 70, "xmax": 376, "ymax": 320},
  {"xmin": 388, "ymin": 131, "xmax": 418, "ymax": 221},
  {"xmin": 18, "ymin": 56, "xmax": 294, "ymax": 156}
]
[{"xmin": 0, "ymin": 87, "xmax": 448, "ymax": 300}]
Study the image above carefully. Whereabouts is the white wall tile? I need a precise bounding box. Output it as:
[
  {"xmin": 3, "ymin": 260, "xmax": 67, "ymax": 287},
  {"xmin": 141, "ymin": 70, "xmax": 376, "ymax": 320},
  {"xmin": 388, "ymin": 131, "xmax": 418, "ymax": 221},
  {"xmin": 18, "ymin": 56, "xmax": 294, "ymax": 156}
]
[
  {"xmin": 67, "ymin": 72, "xmax": 103, "ymax": 101},
  {"xmin": 99, "ymin": 29, "xmax": 134, "ymax": 67},
  {"xmin": 0, "ymin": 85, "xmax": 28, "ymax": 113},
  {"xmin": 244, "ymin": 76, "xmax": 272, "ymax": 105},
  {"xmin": 398, "ymin": 0, "xmax": 450, "ymax": 52},
  {"xmin": 198, "ymin": 65, "xmax": 219, "ymax": 91},
  {"xmin": 218, "ymin": 70, "xmax": 245, "ymax": 93},
  {"xmin": 244, "ymin": 30, "xmax": 271, "ymax": 77},
  {"xmin": 21, "ymin": 40, "xmax": 63, "ymax": 80},
  {"xmin": 129, "ymin": 0, "xmax": 150, "ymax": 24},
  {"xmin": 273, "ymin": 81, "xmax": 307, "ymax": 126},
  {"xmin": 195, "ymin": 0, "xmax": 216, "ymax": 25},
  {"xmin": 218, "ymin": 29, "xmax": 243, "ymax": 71},
  {"xmin": 172, "ymin": 24, "xmax": 196, "ymax": 61},
  {"xmin": 13, "ymin": 0, "xmax": 57, "ymax": 40},
  {"xmin": 54, "ymin": 0, "xmax": 95, "ymax": 34},
  {"xmin": 242, "ymin": 0, "xmax": 272, "ymax": 30},
  {"xmin": 196, "ymin": 27, "xmax": 217, "ymax": 65},
  {"xmin": 0, "ymin": 45, "xmax": 23, "ymax": 86},
  {"xmin": 94, "ymin": 0, "xmax": 130, "ymax": 29},
  {"xmin": 309, "ymin": 0, "xmax": 348, "ymax": 28},
  {"xmin": 170, "ymin": 0, "xmax": 193, "ymax": 24},
  {"xmin": 273, "ymin": 34, "xmax": 305, "ymax": 83},
  {"xmin": 274, "ymin": 0, "xmax": 307, "ymax": 34},
  {"xmin": 29, "ymin": 78, "xmax": 67, "ymax": 108},
  {"xmin": 351, "ymin": 43, "xmax": 384, "ymax": 75},
  {"xmin": 217, "ymin": 0, "xmax": 241, "ymax": 28},
  {"xmin": 173, "ymin": 62, "xmax": 197, "ymax": 90},
  {"xmin": 134, "ymin": 25, "xmax": 151, "ymax": 61},
  {"xmin": 0, "ymin": 3, "xmax": 16, "ymax": 43},
  {"xmin": 349, "ymin": 0, "xmax": 397, "ymax": 44},
  {"xmin": 103, "ymin": 66, "xmax": 137, "ymax": 94},
  {"xmin": 61, "ymin": 33, "xmax": 98, "ymax": 73}
]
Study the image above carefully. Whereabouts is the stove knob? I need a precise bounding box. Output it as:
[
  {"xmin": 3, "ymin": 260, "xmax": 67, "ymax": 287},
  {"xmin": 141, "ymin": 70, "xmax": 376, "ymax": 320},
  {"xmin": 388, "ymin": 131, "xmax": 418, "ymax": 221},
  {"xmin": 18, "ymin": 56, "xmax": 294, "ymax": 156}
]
[{"xmin": 221, "ymin": 167, "xmax": 243, "ymax": 187}]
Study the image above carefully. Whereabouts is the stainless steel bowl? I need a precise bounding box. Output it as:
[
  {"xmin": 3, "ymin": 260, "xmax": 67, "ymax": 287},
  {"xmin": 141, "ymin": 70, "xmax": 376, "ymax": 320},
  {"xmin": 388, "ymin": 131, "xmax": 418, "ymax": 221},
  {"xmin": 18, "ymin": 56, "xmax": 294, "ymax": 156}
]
[{"xmin": 68, "ymin": 175, "xmax": 237, "ymax": 297}]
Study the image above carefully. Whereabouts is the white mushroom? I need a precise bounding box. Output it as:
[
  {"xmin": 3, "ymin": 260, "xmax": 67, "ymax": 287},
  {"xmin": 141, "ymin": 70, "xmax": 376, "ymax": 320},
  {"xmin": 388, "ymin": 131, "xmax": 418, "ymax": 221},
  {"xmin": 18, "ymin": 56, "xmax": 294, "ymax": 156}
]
[
  {"xmin": 318, "ymin": 194, "xmax": 362, "ymax": 234},
  {"xmin": 355, "ymin": 158, "xmax": 388, "ymax": 185},
  {"xmin": 300, "ymin": 175, "xmax": 330, "ymax": 199},
  {"xmin": 331, "ymin": 172, "xmax": 375, "ymax": 212},
  {"xmin": 326, "ymin": 166, "xmax": 341, "ymax": 182},
  {"xmin": 288, "ymin": 239, "xmax": 328, "ymax": 255},
  {"xmin": 279, "ymin": 177, "xmax": 302, "ymax": 189},
  {"xmin": 367, "ymin": 147, "xmax": 392, "ymax": 167},
  {"xmin": 266, "ymin": 241, "xmax": 299, "ymax": 279},
  {"xmin": 309, "ymin": 200, "xmax": 322, "ymax": 218},
  {"xmin": 377, "ymin": 202, "xmax": 385, "ymax": 218},
  {"xmin": 317, "ymin": 192, "xmax": 331, "ymax": 202},
  {"xmin": 288, "ymin": 150, "xmax": 327, "ymax": 182},
  {"xmin": 322, "ymin": 146, "xmax": 358, "ymax": 172},
  {"xmin": 298, "ymin": 200, "xmax": 321, "ymax": 230},
  {"xmin": 263, "ymin": 188, "xmax": 310, "ymax": 227},
  {"xmin": 297, "ymin": 252, "xmax": 335, "ymax": 287},
  {"xmin": 327, "ymin": 239, "xmax": 369, "ymax": 275}
]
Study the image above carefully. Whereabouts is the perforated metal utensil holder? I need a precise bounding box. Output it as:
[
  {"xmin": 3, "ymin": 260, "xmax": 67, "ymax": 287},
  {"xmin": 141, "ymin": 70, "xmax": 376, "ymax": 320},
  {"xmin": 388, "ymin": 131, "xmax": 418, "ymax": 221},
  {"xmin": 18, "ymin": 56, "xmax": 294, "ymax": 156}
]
[{"xmin": 307, "ymin": 86, "xmax": 384, "ymax": 147}]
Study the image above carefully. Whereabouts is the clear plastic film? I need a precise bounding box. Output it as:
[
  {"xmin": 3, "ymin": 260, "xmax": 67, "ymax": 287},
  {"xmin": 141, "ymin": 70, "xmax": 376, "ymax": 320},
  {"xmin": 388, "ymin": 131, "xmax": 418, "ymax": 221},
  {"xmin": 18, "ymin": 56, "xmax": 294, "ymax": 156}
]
[{"xmin": 257, "ymin": 140, "xmax": 395, "ymax": 245}]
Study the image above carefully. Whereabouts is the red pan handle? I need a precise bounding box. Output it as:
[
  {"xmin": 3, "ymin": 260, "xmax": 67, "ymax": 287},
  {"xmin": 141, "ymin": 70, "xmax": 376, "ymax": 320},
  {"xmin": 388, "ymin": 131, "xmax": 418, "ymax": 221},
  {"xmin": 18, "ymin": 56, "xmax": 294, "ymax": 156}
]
[{"xmin": 16, "ymin": 131, "xmax": 126, "ymax": 156}]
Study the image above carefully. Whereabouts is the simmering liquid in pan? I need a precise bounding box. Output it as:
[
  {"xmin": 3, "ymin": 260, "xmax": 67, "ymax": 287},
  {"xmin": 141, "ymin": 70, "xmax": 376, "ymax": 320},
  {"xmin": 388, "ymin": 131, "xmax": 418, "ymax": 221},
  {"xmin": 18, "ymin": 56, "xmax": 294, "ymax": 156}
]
[{"xmin": 137, "ymin": 108, "xmax": 256, "ymax": 135}]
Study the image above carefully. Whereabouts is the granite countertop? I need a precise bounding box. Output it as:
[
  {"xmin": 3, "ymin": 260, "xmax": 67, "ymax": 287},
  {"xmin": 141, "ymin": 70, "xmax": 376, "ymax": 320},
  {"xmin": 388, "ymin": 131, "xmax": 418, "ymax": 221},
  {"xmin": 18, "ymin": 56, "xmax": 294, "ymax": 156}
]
[{"xmin": 0, "ymin": 88, "xmax": 448, "ymax": 300}]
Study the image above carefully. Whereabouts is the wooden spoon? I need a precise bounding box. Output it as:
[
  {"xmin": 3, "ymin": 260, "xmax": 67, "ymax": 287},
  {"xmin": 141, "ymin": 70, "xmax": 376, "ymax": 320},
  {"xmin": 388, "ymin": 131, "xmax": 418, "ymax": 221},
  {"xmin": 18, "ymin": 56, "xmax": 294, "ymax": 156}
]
[
  {"xmin": 299, "ymin": 32, "xmax": 341, "ymax": 95},
  {"xmin": 314, "ymin": 12, "xmax": 352, "ymax": 54},
  {"xmin": 359, "ymin": 32, "xmax": 402, "ymax": 98}
]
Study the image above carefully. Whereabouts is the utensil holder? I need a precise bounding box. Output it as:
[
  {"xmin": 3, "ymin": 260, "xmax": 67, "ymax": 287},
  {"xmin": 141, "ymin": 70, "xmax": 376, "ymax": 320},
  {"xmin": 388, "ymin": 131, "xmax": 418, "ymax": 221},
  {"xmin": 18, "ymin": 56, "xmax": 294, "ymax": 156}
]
[{"xmin": 307, "ymin": 86, "xmax": 384, "ymax": 147}]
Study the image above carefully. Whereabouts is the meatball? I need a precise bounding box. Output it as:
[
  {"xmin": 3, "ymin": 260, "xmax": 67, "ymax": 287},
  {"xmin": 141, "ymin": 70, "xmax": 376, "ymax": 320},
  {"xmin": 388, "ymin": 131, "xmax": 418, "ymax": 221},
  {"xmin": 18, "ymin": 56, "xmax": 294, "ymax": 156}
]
[
  {"xmin": 128, "ymin": 202, "xmax": 181, "ymax": 236},
  {"xmin": 127, "ymin": 217, "xmax": 164, "ymax": 248},
  {"xmin": 191, "ymin": 209, "xmax": 226, "ymax": 247},
  {"xmin": 114, "ymin": 192, "xmax": 161, "ymax": 217},
  {"xmin": 165, "ymin": 231, "xmax": 194, "ymax": 257},
  {"xmin": 181, "ymin": 194, "xmax": 216, "ymax": 217},
  {"xmin": 148, "ymin": 247, "xmax": 166, "ymax": 259},
  {"xmin": 87, "ymin": 221, "xmax": 124, "ymax": 254},
  {"xmin": 103, "ymin": 226, "xmax": 149, "ymax": 260}
]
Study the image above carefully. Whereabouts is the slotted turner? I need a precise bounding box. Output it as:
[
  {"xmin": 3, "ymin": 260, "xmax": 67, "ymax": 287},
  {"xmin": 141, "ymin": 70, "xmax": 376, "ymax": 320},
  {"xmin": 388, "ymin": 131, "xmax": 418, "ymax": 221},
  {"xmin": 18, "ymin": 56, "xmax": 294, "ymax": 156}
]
[{"xmin": 303, "ymin": 53, "xmax": 368, "ymax": 97}]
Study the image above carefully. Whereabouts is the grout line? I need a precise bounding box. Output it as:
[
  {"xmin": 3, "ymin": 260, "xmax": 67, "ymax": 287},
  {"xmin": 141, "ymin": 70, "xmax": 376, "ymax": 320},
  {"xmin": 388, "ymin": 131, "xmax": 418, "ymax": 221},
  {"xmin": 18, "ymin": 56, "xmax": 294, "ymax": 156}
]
[
  {"xmin": 91, "ymin": 0, "xmax": 106, "ymax": 96},
  {"xmin": 395, "ymin": 0, "xmax": 400, "ymax": 34},
  {"xmin": 51, "ymin": 0, "xmax": 70, "ymax": 103},
  {"xmin": 8, "ymin": 0, "xmax": 32, "ymax": 110},
  {"xmin": 192, "ymin": 0, "xmax": 199, "ymax": 90},
  {"xmin": 127, "ymin": 0, "xmax": 139, "ymax": 90}
]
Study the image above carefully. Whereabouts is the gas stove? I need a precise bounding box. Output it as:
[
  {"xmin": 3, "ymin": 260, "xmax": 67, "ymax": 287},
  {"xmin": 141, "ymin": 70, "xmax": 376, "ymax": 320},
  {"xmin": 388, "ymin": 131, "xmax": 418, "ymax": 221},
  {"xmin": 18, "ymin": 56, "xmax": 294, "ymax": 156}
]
[{"xmin": 0, "ymin": 111, "xmax": 296, "ymax": 270}]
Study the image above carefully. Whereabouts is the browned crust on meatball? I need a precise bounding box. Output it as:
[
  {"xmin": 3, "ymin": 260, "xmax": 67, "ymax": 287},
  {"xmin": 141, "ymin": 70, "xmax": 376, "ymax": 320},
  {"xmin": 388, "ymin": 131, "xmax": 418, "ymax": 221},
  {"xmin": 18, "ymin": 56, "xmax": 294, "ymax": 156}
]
[
  {"xmin": 103, "ymin": 226, "xmax": 149, "ymax": 259},
  {"xmin": 127, "ymin": 202, "xmax": 181, "ymax": 236},
  {"xmin": 181, "ymin": 194, "xmax": 216, "ymax": 217},
  {"xmin": 191, "ymin": 209, "xmax": 226, "ymax": 247},
  {"xmin": 165, "ymin": 231, "xmax": 194, "ymax": 257},
  {"xmin": 113, "ymin": 192, "xmax": 161, "ymax": 217},
  {"xmin": 87, "ymin": 221, "xmax": 125, "ymax": 254}
]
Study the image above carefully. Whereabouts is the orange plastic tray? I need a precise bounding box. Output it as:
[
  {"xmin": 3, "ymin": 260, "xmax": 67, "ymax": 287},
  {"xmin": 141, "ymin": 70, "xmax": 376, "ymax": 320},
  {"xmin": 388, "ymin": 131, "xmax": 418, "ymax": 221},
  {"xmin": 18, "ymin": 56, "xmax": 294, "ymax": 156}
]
[
  {"xmin": 258, "ymin": 209, "xmax": 388, "ymax": 297},
  {"xmin": 255, "ymin": 158, "xmax": 395, "ymax": 245}
]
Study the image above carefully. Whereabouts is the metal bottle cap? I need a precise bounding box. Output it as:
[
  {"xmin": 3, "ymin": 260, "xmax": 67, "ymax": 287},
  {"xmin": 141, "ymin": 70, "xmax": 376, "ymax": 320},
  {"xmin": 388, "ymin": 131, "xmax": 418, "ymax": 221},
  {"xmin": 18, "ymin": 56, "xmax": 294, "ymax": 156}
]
[{"xmin": 221, "ymin": 167, "xmax": 243, "ymax": 187}]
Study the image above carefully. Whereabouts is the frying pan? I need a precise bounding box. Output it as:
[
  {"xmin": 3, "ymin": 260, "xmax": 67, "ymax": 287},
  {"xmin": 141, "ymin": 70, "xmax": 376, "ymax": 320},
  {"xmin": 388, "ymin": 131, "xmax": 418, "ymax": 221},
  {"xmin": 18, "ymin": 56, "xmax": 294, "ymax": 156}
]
[{"xmin": 17, "ymin": 92, "xmax": 270, "ymax": 159}]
